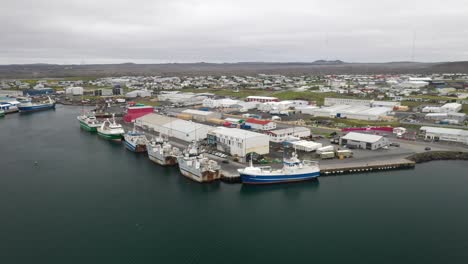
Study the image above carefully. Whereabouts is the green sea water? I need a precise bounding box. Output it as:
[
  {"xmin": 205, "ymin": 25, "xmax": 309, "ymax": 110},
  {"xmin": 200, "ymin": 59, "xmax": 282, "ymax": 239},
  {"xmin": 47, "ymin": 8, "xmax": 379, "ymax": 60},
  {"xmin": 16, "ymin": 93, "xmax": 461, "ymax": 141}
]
[{"xmin": 1, "ymin": 105, "xmax": 467, "ymax": 264}]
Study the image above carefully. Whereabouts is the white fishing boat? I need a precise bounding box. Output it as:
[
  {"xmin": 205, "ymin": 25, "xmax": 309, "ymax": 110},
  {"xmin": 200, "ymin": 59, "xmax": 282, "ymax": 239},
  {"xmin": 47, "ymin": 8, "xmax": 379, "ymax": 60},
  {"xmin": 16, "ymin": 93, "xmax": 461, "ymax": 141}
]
[
  {"xmin": 97, "ymin": 114, "xmax": 125, "ymax": 141},
  {"xmin": 177, "ymin": 141, "xmax": 221, "ymax": 183},
  {"xmin": 147, "ymin": 136, "xmax": 181, "ymax": 166}
]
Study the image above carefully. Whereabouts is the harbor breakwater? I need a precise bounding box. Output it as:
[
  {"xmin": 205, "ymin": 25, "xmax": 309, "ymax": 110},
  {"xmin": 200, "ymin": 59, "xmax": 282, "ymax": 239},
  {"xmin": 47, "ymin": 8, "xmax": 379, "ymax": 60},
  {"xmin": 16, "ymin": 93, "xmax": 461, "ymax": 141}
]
[{"xmin": 407, "ymin": 151, "xmax": 468, "ymax": 163}]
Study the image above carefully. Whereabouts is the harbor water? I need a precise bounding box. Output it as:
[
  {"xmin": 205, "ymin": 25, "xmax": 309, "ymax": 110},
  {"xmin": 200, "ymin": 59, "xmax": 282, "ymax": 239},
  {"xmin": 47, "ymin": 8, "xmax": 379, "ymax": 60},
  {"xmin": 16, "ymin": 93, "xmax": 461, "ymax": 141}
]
[{"xmin": 1, "ymin": 105, "xmax": 467, "ymax": 264}]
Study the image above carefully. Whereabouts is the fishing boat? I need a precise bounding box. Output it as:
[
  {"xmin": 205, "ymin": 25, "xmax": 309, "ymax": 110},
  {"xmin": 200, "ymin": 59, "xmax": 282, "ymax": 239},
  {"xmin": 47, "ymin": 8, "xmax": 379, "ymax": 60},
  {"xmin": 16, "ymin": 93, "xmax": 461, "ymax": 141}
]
[
  {"xmin": 97, "ymin": 115, "xmax": 125, "ymax": 141},
  {"xmin": 77, "ymin": 112, "xmax": 103, "ymax": 132},
  {"xmin": 177, "ymin": 142, "xmax": 221, "ymax": 183},
  {"xmin": 17, "ymin": 97, "xmax": 55, "ymax": 112},
  {"xmin": 238, "ymin": 151, "xmax": 320, "ymax": 184},
  {"xmin": 147, "ymin": 136, "xmax": 181, "ymax": 166},
  {"xmin": 124, "ymin": 126, "xmax": 148, "ymax": 152}
]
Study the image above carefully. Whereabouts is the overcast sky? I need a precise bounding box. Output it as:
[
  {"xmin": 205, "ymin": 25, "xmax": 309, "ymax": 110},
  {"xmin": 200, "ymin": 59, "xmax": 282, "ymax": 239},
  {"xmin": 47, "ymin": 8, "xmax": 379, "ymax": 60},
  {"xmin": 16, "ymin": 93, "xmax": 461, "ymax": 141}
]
[{"xmin": 1, "ymin": 0, "xmax": 467, "ymax": 64}]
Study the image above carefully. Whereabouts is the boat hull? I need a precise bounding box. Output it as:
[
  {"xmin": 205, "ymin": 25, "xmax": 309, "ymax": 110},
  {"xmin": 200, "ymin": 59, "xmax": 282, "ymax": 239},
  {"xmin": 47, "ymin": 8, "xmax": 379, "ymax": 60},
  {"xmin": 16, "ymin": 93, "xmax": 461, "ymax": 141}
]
[
  {"xmin": 124, "ymin": 140, "xmax": 147, "ymax": 153},
  {"xmin": 179, "ymin": 167, "xmax": 220, "ymax": 183},
  {"xmin": 148, "ymin": 153, "xmax": 177, "ymax": 166},
  {"xmin": 240, "ymin": 171, "xmax": 320, "ymax": 184},
  {"xmin": 79, "ymin": 120, "xmax": 98, "ymax": 132},
  {"xmin": 97, "ymin": 131, "xmax": 123, "ymax": 141},
  {"xmin": 18, "ymin": 103, "xmax": 55, "ymax": 113}
]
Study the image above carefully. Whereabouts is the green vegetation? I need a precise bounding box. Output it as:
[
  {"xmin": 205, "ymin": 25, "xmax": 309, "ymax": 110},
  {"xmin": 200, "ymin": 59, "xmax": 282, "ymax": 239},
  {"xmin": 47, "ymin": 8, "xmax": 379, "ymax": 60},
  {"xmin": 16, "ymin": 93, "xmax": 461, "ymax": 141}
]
[
  {"xmin": 463, "ymin": 104, "xmax": 468, "ymax": 114},
  {"xmin": 181, "ymin": 88, "xmax": 269, "ymax": 99},
  {"xmin": 274, "ymin": 91, "xmax": 357, "ymax": 105},
  {"xmin": 63, "ymin": 76, "xmax": 97, "ymax": 81}
]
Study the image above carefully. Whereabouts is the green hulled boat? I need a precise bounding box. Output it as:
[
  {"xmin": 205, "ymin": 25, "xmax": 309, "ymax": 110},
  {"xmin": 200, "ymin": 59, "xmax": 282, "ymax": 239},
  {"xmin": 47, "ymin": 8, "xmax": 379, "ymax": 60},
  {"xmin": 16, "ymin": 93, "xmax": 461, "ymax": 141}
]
[
  {"xmin": 77, "ymin": 113, "xmax": 102, "ymax": 132},
  {"xmin": 0, "ymin": 110, "xmax": 5, "ymax": 118},
  {"xmin": 97, "ymin": 115, "xmax": 125, "ymax": 141}
]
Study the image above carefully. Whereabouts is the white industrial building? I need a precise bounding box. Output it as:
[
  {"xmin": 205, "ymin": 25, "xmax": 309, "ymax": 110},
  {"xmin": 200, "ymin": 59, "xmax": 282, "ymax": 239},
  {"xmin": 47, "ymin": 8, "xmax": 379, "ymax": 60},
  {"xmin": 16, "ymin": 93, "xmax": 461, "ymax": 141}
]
[
  {"xmin": 340, "ymin": 132, "xmax": 389, "ymax": 150},
  {"xmin": 324, "ymin": 98, "xmax": 400, "ymax": 108},
  {"xmin": 202, "ymin": 98, "xmax": 240, "ymax": 108},
  {"xmin": 324, "ymin": 98, "xmax": 371, "ymax": 106},
  {"xmin": 245, "ymin": 96, "xmax": 279, "ymax": 103},
  {"xmin": 425, "ymin": 112, "xmax": 466, "ymax": 124},
  {"xmin": 126, "ymin": 89, "xmax": 152, "ymax": 98},
  {"xmin": 208, "ymin": 127, "xmax": 270, "ymax": 158},
  {"xmin": 157, "ymin": 91, "xmax": 207, "ymax": 106},
  {"xmin": 181, "ymin": 109, "xmax": 222, "ymax": 122},
  {"xmin": 288, "ymin": 140, "xmax": 323, "ymax": 152},
  {"xmin": 422, "ymin": 103, "xmax": 462, "ymax": 113},
  {"xmin": 307, "ymin": 105, "xmax": 393, "ymax": 120},
  {"xmin": 135, "ymin": 114, "xmax": 213, "ymax": 142},
  {"xmin": 65, "ymin": 86, "xmax": 84, "ymax": 95},
  {"xmin": 420, "ymin": 126, "xmax": 468, "ymax": 144},
  {"xmin": 266, "ymin": 127, "xmax": 311, "ymax": 142}
]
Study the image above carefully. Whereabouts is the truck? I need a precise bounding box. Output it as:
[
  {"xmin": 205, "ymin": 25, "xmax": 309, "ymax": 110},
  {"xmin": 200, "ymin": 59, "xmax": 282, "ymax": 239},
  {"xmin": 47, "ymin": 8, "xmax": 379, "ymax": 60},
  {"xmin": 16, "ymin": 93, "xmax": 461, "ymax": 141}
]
[
  {"xmin": 336, "ymin": 149, "xmax": 353, "ymax": 158},
  {"xmin": 316, "ymin": 145, "xmax": 334, "ymax": 154},
  {"xmin": 320, "ymin": 151, "xmax": 335, "ymax": 159}
]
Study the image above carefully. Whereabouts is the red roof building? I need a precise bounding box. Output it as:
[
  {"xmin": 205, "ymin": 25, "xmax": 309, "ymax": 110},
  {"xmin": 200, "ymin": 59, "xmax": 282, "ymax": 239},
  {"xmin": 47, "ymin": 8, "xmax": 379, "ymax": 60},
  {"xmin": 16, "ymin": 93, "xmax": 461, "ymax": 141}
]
[{"xmin": 123, "ymin": 106, "xmax": 154, "ymax": 122}]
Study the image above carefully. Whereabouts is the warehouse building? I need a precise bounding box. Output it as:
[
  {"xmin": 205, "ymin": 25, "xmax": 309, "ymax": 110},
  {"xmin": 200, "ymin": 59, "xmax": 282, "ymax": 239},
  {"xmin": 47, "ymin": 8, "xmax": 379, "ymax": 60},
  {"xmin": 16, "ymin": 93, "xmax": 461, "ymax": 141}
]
[
  {"xmin": 425, "ymin": 112, "xmax": 466, "ymax": 124},
  {"xmin": 135, "ymin": 114, "xmax": 213, "ymax": 142},
  {"xmin": 266, "ymin": 127, "xmax": 311, "ymax": 142},
  {"xmin": 202, "ymin": 98, "xmax": 240, "ymax": 108},
  {"xmin": 245, "ymin": 96, "xmax": 279, "ymax": 103},
  {"xmin": 307, "ymin": 105, "xmax": 392, "ymax": 121},
  {"xmin": 208, "ymin": 127, "xmax": 270, "ymax": 159},
  {"xmin": 65, "ymin": 86, "xmax": 84, "ymax": 96},
  {"xmin": 158, "ymin": 92, "xmax": 208, "ymax": 106},
  {"xmin": 181, "ymin": 109, "xmax": 222, "ymax": 122},
  {"xmin": 340, "ymin": 132, "xmax": 389, "ymax": 150},
  {"xmin": 420, "ymin": 126, "xmax": 468, "ymax": 144},
  {"xmin": 422, "ymin": 103, "xmax": 462, "ymax": 113},
  {"xmin": 126, "ymin": 89, "xmax": 152, "ymax": 98},
  {"xmin": 324, "ymin": 97, "xmax": 400, "ymax": 108},
  {"xmin": 23, "ymin": 88, "xmax": 55, "ymax": 96}
]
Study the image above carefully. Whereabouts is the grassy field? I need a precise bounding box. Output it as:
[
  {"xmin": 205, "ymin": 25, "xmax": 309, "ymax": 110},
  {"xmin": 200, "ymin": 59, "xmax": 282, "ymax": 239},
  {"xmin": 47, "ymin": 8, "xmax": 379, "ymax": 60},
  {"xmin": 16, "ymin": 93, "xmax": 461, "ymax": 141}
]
[
  {"xmin": 463, "ymin": 104, "xmax": 468, "ymax": 114},
  {"xmin": 274, "ymin": 91, "xmax": 359, "ymax": 105},
  {"xmin": 181, "ymin": 88, "xmax": 270, "ymax": 99}
]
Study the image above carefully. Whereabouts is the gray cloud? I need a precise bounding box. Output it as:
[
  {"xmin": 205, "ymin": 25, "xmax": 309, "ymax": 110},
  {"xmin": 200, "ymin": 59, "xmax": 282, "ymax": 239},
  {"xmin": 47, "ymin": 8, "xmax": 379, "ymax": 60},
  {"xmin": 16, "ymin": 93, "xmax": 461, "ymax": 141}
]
[{"xmin": 1, "ymin": 0, "xmax": 467, "ymax": 64}]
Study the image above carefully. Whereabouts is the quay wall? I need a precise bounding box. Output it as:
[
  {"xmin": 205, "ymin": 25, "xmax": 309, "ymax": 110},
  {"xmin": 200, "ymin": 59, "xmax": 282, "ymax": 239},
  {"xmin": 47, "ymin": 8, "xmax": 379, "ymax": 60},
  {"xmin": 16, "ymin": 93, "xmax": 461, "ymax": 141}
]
[{"xmin": 407, "ymin": 151, "xmax": 468, "ymax": 163}]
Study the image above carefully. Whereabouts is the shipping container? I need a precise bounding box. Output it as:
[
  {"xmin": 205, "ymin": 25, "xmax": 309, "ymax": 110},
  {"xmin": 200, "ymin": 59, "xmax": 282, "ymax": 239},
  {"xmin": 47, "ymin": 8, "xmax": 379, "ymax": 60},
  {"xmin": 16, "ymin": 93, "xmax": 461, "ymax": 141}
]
[{"xmin": 320, "ymin": 151, "xmax": 335, "ymax": 159}]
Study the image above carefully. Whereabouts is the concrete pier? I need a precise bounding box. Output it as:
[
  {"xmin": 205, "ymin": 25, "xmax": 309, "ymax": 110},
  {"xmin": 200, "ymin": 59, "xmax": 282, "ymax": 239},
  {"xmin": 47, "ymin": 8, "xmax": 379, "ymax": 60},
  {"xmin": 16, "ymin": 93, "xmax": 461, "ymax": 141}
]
[{"xmin": 320, "ymin": 158, "xmax": 415, "ymax": 176}]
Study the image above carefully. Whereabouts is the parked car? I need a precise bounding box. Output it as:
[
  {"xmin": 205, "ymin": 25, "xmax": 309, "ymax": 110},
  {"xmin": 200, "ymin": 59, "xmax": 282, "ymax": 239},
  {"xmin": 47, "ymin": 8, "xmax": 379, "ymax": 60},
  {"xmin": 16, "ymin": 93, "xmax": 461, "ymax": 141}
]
[
  {"xmin": 425, "ymin": 147, "xmax": 431, "ymax": 151},
  {"xmin": 390, "ymin": 143, "xmax": 400, "ymax": 147}
]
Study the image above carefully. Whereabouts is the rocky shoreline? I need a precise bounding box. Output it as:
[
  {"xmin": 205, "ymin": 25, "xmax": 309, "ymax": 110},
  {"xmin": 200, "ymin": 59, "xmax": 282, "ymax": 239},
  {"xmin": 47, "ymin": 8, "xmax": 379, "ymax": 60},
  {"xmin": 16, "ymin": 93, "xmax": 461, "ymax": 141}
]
[{"xmin": 407, "ymin": 151, "xmax": 468, "ymax": 163}]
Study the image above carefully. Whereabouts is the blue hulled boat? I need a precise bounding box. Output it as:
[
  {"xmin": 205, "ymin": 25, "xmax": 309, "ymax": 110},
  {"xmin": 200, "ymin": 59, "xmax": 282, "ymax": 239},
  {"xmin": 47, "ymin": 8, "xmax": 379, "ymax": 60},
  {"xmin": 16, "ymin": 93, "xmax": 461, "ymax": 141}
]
[
  {"xmin": 238, "ymin": 152, "xmax": 320, "ymax": 184},
  {"xmin": 18, "ymin": 97, "xmax": 55, "ymax": 113}
]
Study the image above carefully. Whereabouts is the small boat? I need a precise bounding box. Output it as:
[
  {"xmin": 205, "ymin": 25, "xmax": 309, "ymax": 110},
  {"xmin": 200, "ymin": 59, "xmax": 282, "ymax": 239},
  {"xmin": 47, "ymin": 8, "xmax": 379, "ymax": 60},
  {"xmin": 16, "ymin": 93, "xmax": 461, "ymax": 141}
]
[
  {"xmin": 18, "ymin": 97, "xmax": 55, "ymax": 113},
  {"xmin": 238, "ymin": 151, "xmax": 320, "ymax": 184},
  {"xmin": 177, "ymin": 142, "xmax": 221, "ymax": 183},
  {"xmin": 97, "ymin": 115, "xmax": 125, "ymax": 141},
  {"xmin": 124, "ymin": 126, "xmax": 148, "ymax": 152},
  {"xmin": 77, "ymin": 112, "xmax": 103, "ymax": 132},
  {"xmin": 147, "ymin": 136, "xmax": 181, "ymax": 166}
]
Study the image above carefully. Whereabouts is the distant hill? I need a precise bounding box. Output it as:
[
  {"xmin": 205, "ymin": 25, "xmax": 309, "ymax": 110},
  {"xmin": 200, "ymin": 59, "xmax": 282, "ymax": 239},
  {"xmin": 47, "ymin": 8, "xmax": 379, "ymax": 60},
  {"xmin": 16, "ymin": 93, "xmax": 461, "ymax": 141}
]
[{"xmin": 0, "ymin": 61, "xmax": 467, "ymax": 78}]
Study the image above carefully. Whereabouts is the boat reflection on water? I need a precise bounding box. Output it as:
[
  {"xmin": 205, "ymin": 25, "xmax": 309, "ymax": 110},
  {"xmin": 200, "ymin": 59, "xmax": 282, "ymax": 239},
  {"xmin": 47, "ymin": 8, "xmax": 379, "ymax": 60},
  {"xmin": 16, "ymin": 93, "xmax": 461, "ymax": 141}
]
[{"xmin": 239, "ymin": 178, "xmax": 320, "ymax": 197}]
